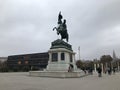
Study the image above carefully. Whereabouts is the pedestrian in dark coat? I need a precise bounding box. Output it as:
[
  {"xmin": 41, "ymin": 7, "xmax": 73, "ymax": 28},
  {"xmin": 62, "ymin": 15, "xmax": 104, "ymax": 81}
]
[{"xmin": 97, "ymin": 67, "xmax": 102, "ymax": 77}]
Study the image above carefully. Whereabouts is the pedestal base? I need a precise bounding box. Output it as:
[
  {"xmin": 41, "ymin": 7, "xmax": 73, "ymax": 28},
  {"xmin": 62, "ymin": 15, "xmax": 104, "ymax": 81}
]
[
  {"xmin": 46, "ymin": 63, "xmax": 69, "ymax": 71},
  {"xmin": 29, "ymin": 71, "xmax": 86, "ymax": 78}
]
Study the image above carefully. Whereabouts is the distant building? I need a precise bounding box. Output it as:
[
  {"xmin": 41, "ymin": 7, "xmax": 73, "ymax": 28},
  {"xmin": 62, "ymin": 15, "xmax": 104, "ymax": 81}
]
[
  {"xmin": 112, "ymin": 50, "xmax": 119, "ymax": 61},
  {"xmin": 7, "ymin": 52, "xmax": 49, "ymax": 71},
  {"xmin": 0, "ymin": 57, "xmax": 7, "ymax": 62}
]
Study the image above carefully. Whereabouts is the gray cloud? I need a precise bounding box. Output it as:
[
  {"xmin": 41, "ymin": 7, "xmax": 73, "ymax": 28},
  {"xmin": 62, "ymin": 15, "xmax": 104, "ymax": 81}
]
[{"xmin": 0, "ymin": 0, "xmax": 120, "ymax": 60}]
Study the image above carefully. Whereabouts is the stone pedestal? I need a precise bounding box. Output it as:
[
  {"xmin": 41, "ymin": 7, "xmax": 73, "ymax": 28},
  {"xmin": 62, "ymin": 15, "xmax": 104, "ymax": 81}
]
[
  {"xmin": 29, "ymin": 39, "xmax": 84, "ymax": 78},
  {"xmin": 46, "ymin": 48, "xmax": 77, "ymax": 72},
  {"xmin": 46, "ymin": 39, "xmax": 77, "ymax": 72}
]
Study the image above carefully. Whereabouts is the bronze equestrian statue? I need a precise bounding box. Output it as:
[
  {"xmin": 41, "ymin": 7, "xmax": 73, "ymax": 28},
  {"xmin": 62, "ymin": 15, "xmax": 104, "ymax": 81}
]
[{"xmin": 53, "ymin": 12, "xmax": 69, "ymax": 42}]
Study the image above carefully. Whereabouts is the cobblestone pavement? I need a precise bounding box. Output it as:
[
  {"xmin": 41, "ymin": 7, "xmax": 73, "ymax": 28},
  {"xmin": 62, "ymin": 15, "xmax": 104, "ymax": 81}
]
[{"xmin": 0, "ymin": 72, "xmax": 120, "ymax": 90}]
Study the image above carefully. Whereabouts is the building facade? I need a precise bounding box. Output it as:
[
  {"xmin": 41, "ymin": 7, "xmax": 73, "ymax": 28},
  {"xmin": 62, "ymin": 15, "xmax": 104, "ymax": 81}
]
[{"xmin": 7, "ymin": 52, "xmax": 49, "ymax": 71}]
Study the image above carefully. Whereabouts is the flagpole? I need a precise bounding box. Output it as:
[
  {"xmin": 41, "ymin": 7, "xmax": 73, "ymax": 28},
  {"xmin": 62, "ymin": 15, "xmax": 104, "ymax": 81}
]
[{"xmin": 78, "ymin": 46, "xmax": 80, "ymax": 60}]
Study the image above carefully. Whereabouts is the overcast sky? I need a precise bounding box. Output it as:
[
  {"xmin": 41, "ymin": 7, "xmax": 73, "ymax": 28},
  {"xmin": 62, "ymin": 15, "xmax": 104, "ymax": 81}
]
[{"xmin": 0, "ymin": 0, "xmax": 120, "ymax": 60}]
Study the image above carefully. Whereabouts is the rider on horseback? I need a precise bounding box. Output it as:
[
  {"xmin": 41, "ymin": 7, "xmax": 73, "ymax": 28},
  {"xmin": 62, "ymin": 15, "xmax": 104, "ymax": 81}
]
[
  {"xmin": 58, "ymin": 11, "xmax": 62, "ymax": 24},
  {"xmin": 53, "ymin": 12, "xmax": 69, "ymax": 42}
]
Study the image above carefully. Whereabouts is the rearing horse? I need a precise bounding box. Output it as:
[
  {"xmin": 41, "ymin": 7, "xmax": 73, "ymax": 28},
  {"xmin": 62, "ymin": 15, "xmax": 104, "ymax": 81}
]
[{"xmin": 53, "ymin": 19, "xmax": 69, "ymax": 42}]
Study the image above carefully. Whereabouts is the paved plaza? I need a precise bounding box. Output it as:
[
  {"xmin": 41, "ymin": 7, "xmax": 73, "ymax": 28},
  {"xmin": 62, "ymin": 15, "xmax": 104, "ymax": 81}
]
[{"xmin": 0, "ymin": 72, "xmax": 120, "ymax": 90}]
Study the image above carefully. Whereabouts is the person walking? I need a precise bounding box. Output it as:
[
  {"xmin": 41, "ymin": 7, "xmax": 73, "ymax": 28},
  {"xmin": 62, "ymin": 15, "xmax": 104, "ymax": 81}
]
[
  {"xmin": 97, "ymin": 67, "xmax": 102, "ymax": 77},
  {"xmin": 108, "ymin": 67, "xmax": 112, "ymax": 75}
]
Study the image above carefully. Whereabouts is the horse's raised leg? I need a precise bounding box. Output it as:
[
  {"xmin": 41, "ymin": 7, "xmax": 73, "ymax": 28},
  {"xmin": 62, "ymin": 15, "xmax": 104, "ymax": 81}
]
[{"xmin": 53, "ymin": 27, "xmax": 56, "ymax": 31}]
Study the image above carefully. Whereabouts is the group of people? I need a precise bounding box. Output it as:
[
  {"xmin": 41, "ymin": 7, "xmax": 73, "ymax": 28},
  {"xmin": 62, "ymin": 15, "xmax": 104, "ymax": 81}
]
[
  {"xmin": 96, "ymin": 66, "xmax": 117, "ymax": 77},
  {"xmin": 82, "ymin": 67, "xmax": 93, "ymax": 75},
  {"xmin": 82, "ymin": 66, "xmax": 117, "ymax": 77}
]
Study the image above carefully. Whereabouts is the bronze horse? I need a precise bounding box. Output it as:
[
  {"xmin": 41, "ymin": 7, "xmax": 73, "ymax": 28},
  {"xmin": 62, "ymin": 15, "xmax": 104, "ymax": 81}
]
[{"xmin": 53, "ymin": 20, "xmax": 69, "ymax": 42}]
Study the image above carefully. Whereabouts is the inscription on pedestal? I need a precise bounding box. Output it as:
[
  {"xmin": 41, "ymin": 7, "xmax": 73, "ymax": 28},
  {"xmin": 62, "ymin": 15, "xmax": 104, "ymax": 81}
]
[
  {"xmin": 70, "ymin": 53, "xmax": 73, "ymax": 62},
  {"xmin": 52, "ymin": 53, "xmax": 58, "ymax": 62},
  {"xmin": 61, "ymin": 52, "xmax": 65, "ymax": 61}
]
